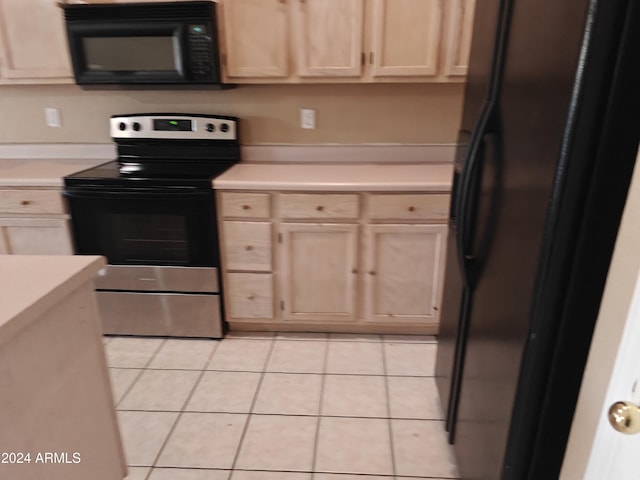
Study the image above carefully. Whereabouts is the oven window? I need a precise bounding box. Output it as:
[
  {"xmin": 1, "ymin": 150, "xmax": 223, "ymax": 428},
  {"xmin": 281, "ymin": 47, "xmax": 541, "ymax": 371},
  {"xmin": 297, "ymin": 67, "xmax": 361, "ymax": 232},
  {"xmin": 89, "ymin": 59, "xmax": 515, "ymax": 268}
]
[
  {"xmin": 111, "ymin": 213, "xmax": 188, "ymax": 264},
  {"xmin": 83, "ymin": 36, "xmax": 177, "ymax": 71}
]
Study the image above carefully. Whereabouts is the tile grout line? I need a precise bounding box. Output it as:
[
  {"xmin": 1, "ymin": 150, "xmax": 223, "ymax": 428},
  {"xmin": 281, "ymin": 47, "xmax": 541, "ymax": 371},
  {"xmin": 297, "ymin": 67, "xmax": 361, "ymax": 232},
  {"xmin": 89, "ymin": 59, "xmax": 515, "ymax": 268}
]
[
  {"xmin": 310, "ymin": 336, "xmax": 331, "ymax": 477},
  {"xmin": 381, "ymin": 340, "xmax": 398, "ymax": 479},
  {"xmin": 144, "ymin": 339, "xmax": 222, "ymax": 480},
  {"xmin": 227, "ymin": 334, "xmax": 278, "ymax": 477}
]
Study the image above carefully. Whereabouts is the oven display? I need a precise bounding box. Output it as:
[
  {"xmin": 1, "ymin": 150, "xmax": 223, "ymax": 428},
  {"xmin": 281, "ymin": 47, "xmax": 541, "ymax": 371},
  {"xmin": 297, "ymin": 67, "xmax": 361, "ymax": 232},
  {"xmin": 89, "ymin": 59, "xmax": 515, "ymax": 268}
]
[{"xmin": 153, "ymin": 119, "xmax": 193, "ymax": 131}]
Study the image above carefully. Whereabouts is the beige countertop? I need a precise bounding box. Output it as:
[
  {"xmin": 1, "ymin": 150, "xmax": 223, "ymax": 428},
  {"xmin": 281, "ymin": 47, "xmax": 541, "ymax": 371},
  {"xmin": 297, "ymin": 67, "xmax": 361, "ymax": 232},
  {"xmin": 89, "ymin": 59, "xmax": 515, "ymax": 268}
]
[
  {"xmin": 213, "ymin": 163, "xmax": 454, "ymax": 191},
  {"xmin": 0, "ymin": 158, "xmax": 108, "ymax": 187},
  {"xmin": 0, "ymin": 255, "xmax": 105, "ymax": 345}
]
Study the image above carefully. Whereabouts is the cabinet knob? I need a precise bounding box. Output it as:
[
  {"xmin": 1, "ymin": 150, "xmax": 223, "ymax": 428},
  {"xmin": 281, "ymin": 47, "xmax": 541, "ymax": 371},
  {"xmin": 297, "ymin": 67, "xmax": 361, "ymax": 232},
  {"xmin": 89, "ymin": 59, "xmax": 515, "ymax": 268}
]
[
  {"xmin": 248, "ymin": 295, "xmax": 255, "ymax": 301},
  {"xmin": 316, "ymin": 205, "xmax": 324, "ymax": 211},
  {"xmin": 242, "ymin": 205, "xmax": 251, "ymax": 210},
  {"xmin": 369, "ymin": 271, "xmax": 376, "ymax": 276},
  {"xmin": 351, "ymin": 268, "xmax": 357, "ymax": 274},
  {"xmin": 408, "ymin": 206, "xmax": 416, "ymax": 212},
  {"xmin": 20, "ymin": 200, "xmax": 31, "ymax": 206},
  {"xmin": 245, "ymin": 245, "xmax": 253, "ymax": 251}
]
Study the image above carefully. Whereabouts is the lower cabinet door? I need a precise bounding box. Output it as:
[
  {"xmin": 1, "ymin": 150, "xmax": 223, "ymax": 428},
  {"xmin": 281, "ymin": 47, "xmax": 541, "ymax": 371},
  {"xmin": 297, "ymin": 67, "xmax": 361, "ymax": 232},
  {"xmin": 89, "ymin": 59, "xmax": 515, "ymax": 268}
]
[
  {"xmin": 280, "ymin": 223, "xmax": 358, "ymax": 322},
  {"xmin": 0, "ymin": 218, "xmax": 73, "ymax": 255},
  {"xmin": 363, "ymin": 224, "xmax": 447, "ymax": 323}
]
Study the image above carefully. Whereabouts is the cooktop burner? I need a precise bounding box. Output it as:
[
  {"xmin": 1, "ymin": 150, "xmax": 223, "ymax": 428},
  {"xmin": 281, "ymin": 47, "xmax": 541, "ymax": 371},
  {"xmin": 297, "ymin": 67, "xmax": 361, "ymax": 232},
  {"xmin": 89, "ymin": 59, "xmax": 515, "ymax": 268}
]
[{"xmin": 64, "ymin": 113, "xmax": 240, "ymax": 190}]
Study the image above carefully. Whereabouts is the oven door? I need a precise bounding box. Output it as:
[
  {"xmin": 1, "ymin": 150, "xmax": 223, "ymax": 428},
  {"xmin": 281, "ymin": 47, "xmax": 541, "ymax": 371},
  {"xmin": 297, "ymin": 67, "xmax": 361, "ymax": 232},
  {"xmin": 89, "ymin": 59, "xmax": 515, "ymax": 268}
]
[{"xmin": 64, "ymin": 187, "xmax": 218, "ymax": 267}]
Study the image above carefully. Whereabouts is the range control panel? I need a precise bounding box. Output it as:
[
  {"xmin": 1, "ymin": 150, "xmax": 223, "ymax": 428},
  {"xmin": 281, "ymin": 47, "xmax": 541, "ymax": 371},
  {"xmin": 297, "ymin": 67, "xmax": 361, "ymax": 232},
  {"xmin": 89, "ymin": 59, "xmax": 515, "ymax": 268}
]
[{"xmin": 110, "ymin": 114, "xmax": 237, "ymax": 141}]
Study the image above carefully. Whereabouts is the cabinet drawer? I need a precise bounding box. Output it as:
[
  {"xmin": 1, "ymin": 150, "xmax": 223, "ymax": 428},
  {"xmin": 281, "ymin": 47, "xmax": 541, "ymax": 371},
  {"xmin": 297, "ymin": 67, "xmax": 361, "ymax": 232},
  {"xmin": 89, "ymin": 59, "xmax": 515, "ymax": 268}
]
[
  {"xmin": 222, "ymin": 221, "xmax": 272, "ymax": 271},
  {"xmin": 220, "ymin": 192, "xmax": 271, "ymax": 219},
  {"xmin": 280, "ymin": 194, "xmax": 359, "ymax": 219},
  {"xmin": 0, "ymin": 189, "xmax": 66, "ymax": 214},
  {"xmin": 368, "ymin": 194, "xmax": 450, "ymax": 221},
  {"xmin": 226, "ymin": 273, "xmax": 273, "ymax": 319}
]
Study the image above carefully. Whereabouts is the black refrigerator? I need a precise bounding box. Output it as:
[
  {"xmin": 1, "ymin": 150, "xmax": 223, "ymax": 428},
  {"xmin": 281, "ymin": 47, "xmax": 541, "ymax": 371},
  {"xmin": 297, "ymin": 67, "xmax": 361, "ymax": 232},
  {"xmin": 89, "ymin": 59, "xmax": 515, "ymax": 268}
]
[{"xmin": 434, "ymin": 0, "xmax": 640, "ymax": 478}]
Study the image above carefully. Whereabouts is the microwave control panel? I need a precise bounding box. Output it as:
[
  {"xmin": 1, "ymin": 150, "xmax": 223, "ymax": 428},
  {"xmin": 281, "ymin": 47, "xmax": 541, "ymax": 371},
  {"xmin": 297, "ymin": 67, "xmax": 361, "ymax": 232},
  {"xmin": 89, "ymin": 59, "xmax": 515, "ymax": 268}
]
[{"xmin": 188, "ymin": 24, "xmax": 215, "ymax": 80}]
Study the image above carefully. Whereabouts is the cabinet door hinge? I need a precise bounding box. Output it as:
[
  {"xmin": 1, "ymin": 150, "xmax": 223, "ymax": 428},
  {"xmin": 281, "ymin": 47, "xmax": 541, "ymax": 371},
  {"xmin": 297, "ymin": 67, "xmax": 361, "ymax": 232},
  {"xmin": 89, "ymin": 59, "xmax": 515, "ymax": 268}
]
[
  {"xmin": 278, "ymin": 232, "xmax": 283, "ymax": 243},
  {"xmin": 369, "ymin": 52, "xmax": 375, "ymax": 65},
  {"xmin": 221, "ymin": 53, "xmax": 227, "ymax": 66},
  {"xmin": 280, "ymin": 300, "xmax": 285, "ymax": 310},
  {"xmin": 361, "ymin": 52, "xmax": 365, "ymax": 65}
]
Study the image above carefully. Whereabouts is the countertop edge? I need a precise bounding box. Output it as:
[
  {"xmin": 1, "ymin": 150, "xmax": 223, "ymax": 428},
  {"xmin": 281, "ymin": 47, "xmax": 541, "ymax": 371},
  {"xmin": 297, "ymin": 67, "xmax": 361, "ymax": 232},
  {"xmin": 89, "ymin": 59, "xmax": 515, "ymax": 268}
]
[{"xmin": 0, "ymin": 256, "xmax": 105, "ymax": 346}]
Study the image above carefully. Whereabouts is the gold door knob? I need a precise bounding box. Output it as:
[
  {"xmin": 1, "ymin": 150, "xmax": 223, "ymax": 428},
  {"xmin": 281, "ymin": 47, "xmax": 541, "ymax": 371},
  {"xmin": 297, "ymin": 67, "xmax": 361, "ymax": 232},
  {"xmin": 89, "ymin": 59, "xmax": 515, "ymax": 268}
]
[{"xmin": 608, "ymin": 401, "xmax": 640, "ymax": 434}]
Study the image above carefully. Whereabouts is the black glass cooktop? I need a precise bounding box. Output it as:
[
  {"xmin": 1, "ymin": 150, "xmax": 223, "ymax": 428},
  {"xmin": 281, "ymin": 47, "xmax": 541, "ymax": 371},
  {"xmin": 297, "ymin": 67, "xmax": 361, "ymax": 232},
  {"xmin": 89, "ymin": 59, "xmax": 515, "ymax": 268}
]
[{"xmin": 64, "ymin": 160, "xmax": 236, "ymax": 189}]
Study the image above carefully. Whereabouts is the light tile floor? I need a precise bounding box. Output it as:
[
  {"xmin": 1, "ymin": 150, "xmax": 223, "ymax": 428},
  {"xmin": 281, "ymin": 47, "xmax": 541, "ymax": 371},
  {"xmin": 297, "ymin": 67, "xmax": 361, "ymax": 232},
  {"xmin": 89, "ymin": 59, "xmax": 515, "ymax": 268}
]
[{"xmin": 103, "ymin": 332, "xmax": 459, "ymax": 480}]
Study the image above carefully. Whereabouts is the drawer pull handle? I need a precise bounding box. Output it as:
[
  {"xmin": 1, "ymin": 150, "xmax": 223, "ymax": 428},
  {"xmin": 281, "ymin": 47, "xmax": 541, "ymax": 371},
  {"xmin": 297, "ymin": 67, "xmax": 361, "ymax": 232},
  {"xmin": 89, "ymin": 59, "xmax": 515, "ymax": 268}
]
[
  {"xmin": 369, "ymin": 270, "xmax": 376, "ymax": 276},
  {"xmin": 21, "ymin": 200, "xmax": 31, "ymax": 206},
  {"xmin": 245, "ymin": 245, "xmax": 253, "ymax": 251},
  {"xmin": 242, "ymin": 205, "xmax": 251, "ymax": 210},
  {"xmin": 408, "ymin": 206, "xmax": 416, "ymax": 212},
  {"xmin": 316, "ymin": 205, "xmax": 324, "ymax": 211}
]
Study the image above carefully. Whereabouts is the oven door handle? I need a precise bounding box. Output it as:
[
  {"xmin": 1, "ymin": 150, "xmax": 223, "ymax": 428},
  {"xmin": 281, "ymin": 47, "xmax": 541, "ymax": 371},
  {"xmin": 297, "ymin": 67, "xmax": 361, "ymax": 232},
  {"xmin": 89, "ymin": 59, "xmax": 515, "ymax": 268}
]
[{"xmin": 62, "ymin": 188, "xmax": 209, "ymax": 200}]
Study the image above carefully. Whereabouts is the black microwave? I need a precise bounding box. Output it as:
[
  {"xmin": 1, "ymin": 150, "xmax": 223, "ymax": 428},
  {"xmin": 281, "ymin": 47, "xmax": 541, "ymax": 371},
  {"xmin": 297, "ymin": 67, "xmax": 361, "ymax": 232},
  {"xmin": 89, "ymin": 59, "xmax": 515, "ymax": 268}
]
[{"xmin": 63, "ymin": 1, "xmax": 225, "ymax": 87}]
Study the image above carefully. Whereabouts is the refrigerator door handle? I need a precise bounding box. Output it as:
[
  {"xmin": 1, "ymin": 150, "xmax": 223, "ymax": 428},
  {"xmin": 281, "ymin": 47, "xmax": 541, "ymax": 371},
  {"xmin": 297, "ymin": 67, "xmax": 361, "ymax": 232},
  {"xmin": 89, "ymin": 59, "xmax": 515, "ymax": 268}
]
[{"xmin": 456, "ymin": 105, "xmax": 493, "ymax": 287}]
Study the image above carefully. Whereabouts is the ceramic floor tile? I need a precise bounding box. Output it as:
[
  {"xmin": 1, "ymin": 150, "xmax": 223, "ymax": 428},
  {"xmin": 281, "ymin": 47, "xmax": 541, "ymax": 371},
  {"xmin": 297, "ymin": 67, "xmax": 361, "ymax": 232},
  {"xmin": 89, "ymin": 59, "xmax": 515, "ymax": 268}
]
[
  {"xmin": 125, "ymin": 466, "xmax": 151, "ymax": 480},
  {"xmin": 106, "ymin": 337, "xmax": 165, "ymax": 368},
  {"xmin": 275, "ymin": 332, "xmax": 328, "ymax": 341},
  {"xmin": 117, "ymin": 411, "xmax": 178, "ymax": 466},
  {"xmin": 328, "ymin": 333, "xmax": 382, "ymax": 342},
  {"xmin": 321, "ymin": 375, "xmax": 387, "ymax": 418},
  {"xmin": 266, "ymin": 340, "xmax": 326, "ymax": 373},
  {"xmin": 231, "ymin": 471, "xmax": 311, "ymax": 480},
  {"xmin": 383, "ymin": 334, "xmax": 437, "ymax": 344},
  {"xmin": 148, "ymin": 339, "xmax": 218, "ymax": 370},
  {"xmin": 109, "ymin": 368, "xmax": 143, "ymax": 405},
  {"xmin": 325, "ymin": 342, "xmax": 384, "ymax": 375},
  {"xmin": 391, "ymin": 419, "xmax": 458, "ymax": 478},
  {"xmin": 207, "ymin": 339, "xmax": 273, "ymax": 371},
  {"xmin": 118, "ymin": 369, "xmax": 200, "ymax": 411},
  {"xmin": 313, "ymin": 475, "xmax": 391, "ymax": 480},
  {"xmin": 387, "ymin": 376, "xmax": 443, "ymax": 419},
  {"xmin": 253, "ymin": 373, "xmax": 322, "ymax": 415},
  {"xmin": 148, "ymin": 467, "xmax": 230, "ymax": 480},
  {"xmin": 157, "ymin": 413, "xmax": 247, "ymax": 469},
  {"xmin": 235, "ymin": 415, "xmax": 317, "ymax": 471},
  {"xmin": 186, "ymin": 371, "xmax": 261, "ymax": 413},
  {"xmin": 315, "ymin": 417, "xmax": 393, "ymax": 475},
  {"xmin": 384, "ymin": 342, "xmax": 437, "ymax": 376}
]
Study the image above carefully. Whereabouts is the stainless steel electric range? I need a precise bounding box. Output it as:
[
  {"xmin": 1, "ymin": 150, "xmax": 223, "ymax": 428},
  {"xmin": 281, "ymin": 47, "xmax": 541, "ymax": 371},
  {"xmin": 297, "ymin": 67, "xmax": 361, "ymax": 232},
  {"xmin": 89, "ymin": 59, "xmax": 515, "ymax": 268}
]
[{"xmin": 64, "ymin": 113, "xmax": 240, "ymax": 338}]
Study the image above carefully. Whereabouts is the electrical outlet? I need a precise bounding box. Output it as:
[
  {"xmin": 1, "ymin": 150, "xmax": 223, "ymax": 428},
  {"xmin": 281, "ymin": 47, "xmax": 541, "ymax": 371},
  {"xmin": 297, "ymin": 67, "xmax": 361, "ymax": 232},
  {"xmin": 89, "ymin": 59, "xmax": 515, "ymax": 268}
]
[
  {"xmin": 45, "ymin": 108, "xmax": 61, "ymax": 128},
  {"xmin": 301, "ymin": 108, "xmax": 316, "ymax": 129}
]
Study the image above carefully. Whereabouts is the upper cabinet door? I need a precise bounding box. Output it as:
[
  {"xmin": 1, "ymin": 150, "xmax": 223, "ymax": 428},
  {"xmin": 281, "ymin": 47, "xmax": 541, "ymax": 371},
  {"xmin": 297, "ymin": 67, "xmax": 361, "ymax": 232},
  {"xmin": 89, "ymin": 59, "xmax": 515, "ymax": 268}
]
[
  {"xmin": 0, "ymin": 0, "xmax": 72, "ymax": 79},
  {"xmin": 221, "ymin": 0, "xmax": 289, "ymax": 78},
  {"xmin": 293, "ymin": 0, "xmax": 364, "ymax": 77},
  {"xmin": 370, "ymin": 0, "xmax": 442, "ymax": 77},
  {"xmin": 443, "ymin": 0, "xmax": 477, "ymax": 76}
]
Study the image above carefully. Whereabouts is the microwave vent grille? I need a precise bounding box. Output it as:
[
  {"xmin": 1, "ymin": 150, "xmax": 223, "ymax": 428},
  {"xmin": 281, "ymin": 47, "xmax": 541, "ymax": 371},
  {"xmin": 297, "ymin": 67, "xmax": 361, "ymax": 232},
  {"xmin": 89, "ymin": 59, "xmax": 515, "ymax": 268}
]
[{"xmin": 64, "ymin": 1, "xmax": 214, "ymax": 22}]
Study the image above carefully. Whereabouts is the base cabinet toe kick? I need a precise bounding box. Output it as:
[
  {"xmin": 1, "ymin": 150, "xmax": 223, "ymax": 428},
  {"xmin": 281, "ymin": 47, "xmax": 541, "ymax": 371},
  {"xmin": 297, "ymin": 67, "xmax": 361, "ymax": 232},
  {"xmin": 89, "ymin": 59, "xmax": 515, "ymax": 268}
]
[{"xmin": 217, "ymin": 190, "xmax": 450, "ymax": 334}]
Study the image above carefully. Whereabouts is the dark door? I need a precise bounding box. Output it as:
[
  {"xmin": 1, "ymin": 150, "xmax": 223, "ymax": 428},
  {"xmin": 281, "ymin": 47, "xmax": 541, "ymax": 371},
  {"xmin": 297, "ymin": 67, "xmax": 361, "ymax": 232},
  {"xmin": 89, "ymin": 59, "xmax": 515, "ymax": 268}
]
[{"xmin": 64, "ymin": 187, "xmax": 217, "ymax": 266}]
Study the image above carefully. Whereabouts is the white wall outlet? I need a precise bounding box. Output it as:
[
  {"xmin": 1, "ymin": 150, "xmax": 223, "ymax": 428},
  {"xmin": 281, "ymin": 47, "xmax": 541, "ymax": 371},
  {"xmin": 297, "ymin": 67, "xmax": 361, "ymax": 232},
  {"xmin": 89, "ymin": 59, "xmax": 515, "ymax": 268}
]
[
  {"xmin": 300, "ymin": 108, "xmax": 316, "ymax": 129},
  {"xmin": 45, "ymin": 107, "xmax": 61, "ymax": 128}
]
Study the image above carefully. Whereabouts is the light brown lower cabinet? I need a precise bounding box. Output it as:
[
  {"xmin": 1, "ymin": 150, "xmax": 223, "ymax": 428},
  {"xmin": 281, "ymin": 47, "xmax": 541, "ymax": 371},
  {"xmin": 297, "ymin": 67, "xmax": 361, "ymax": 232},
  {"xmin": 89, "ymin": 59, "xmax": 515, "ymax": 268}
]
[{"xmin": 218, "ymin": 191, "xmax": 449, "ymax": 334}]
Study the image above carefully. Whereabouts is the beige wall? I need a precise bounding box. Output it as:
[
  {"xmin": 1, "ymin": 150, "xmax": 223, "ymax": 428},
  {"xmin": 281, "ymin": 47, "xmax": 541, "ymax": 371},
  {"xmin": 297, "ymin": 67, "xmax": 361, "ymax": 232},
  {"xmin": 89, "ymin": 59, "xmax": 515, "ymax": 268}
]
[{"xmin": 0, "ymin": 83, "xmax": 464, "ymax": 145}]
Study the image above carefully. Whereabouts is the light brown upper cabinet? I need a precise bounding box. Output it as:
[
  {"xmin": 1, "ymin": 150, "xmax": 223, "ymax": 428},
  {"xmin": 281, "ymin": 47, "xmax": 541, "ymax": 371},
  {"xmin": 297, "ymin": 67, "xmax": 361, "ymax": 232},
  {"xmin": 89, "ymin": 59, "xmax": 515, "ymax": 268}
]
[
  {"xmin": 220, "ymin": 0, "xmax": 290, "ymax": 78},
  {"xmin": 292, "ymin": 0, "xmax": 364, "ymax": 77},
  {"xmin": 369, "ymin": 0, "xmax": 442, "ymax": 77},
  {"xmin": 219, "ymin": 0, "xmax": 476, "ymax": 83},
  {"xmin": 0, "ymin": 0, "xmax": 73, "ymax": 83},
  {"xmin": 443, "ymin": 0, "xmax": 477, "ymax": 76}
]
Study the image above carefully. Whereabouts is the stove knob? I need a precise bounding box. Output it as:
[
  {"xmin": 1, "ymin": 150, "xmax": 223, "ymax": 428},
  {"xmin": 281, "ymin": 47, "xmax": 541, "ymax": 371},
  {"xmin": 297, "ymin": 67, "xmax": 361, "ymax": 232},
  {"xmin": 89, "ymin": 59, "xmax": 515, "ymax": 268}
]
[
  {"xmin": 206, "ymin": 123, "xmax": 215, "ymax": 132},
  {"xmin": 118, "ymin": 122, "xmax": 126, "ymax": 131},
  {"xmin": 220, "ymin": 123, "xmax": 229, "ymax": 133},
  {"xmin": 132, "ymin": 122, "xmax": 141, "ymax": 132}
]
